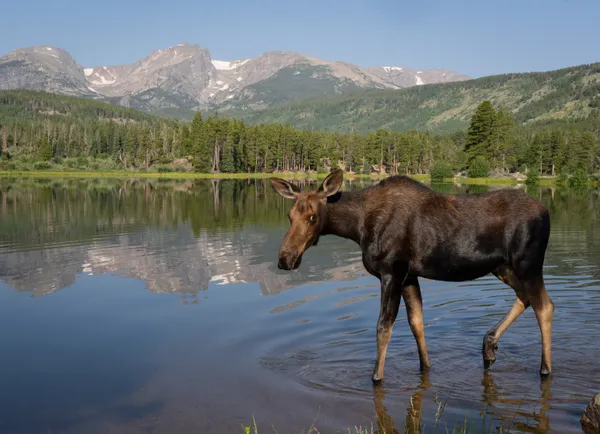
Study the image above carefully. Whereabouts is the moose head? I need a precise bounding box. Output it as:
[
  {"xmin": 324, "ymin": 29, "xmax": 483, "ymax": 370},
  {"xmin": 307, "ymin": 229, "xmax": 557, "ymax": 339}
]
[{"xmin": 270, "ymin": 169, "xmax": 344, "ymax": 270}]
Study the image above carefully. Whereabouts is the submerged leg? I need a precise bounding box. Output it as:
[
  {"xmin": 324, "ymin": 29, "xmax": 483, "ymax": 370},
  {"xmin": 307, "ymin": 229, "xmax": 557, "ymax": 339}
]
[
  {"xmin": 483, "ymin": 266, "xmax": 529, "ymax": 368},
  {"xmin": 372, "ymin": 273, "xmax": 402, "ymax": 384},
  {"xmin": 402, "ymin": 276, "xmax": 431, "ymax": 371},
  {"xmin": 525, "ymin": 276, "xmax": 554, "ymax": 376}
]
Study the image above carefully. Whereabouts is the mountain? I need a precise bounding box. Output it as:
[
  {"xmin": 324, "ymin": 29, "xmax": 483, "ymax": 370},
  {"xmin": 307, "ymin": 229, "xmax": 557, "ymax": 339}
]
[
  {"xmin": 238, "ymin": 62, "xmax": 600, "ymax": 134},
  {"xmin": 0, "ymin": 46, "xmax": 94, "ymax": 97},
  {"xmin": 0, "ymin": 43, "xmax": 470, "ymax": 116}
]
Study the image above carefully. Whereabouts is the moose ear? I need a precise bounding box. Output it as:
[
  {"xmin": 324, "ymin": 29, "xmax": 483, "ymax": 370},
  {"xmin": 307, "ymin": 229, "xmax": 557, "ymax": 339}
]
[
  {"xmin": 318, "ymin": 168, "xmax": 344, "ymax": 198},
  {"xmin": 270, "ymin": 177, "xmax": 301, "ymax": 199}
]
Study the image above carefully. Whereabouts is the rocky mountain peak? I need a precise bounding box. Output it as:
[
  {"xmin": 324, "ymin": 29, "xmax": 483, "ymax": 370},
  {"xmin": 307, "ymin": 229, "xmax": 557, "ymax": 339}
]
[
  {"xmin": 0, "ymin": 45, "xmax": 92, "ymax": 96},
  {"xmin": 0, "ymin": 43, "xmax": 471, "ymax": 115}
]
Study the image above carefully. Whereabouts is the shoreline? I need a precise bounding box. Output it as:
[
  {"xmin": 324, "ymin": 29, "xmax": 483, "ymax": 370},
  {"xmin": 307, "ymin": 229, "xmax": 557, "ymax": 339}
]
[
  {"xmin": 1, "ymin": 170, "xmax": 597, "ymax": 187},
  {"xmin": 0, "ymin": 170, "xmax": 560, "ymax": 185}
]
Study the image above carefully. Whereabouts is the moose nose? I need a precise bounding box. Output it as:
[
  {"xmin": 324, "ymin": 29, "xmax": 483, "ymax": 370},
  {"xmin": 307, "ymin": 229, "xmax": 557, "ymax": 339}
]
[
  {"xmin": 278, "ymin": 252, "xmax": 298, "ymax": 270},
  {"xmin": 278, "ymin": 257, "xmax": 292, "ymax": 270}
]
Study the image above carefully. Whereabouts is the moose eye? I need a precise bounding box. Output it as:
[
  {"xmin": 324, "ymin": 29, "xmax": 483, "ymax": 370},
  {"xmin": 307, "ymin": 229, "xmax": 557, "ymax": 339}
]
[{"xmin": 309, "ymin": 215, "xmax": 316, "ymax": 223}]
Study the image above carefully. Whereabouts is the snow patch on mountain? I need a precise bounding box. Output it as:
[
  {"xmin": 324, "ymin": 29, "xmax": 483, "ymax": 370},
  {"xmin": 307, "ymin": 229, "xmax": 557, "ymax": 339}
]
[
  {"xmin": 87, "ymin": 67, "xmax": 117, "ymax": 86},
  {"xmin": 212, "ymin": 60, "xmax": 235, "ymax": 70},
  {"xmin": 212, "ymin": 59, "xmax": 250, "ymax": 70}
]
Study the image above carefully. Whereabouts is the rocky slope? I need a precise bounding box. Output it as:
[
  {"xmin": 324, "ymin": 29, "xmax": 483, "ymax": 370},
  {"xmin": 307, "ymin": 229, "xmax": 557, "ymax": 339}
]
[{"xmin": 0, "ymin": 43, "xmax": 470, "ymax": 115}]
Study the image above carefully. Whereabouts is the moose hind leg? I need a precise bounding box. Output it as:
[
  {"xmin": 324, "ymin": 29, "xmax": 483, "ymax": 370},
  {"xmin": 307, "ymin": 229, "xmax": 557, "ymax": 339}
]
[
  {"xmin": 372, "ymin": 273, "xmax": 402, "ymax": 384},
  {"xmin": 525, "ymin": 276, "xmax": 554, "ymax": 376},
  {"xmin": 483, "ymin": 265, "xmax": 529, "ymax": 368},
  {"xmin": 402, "ymin": 276, "xmax": 431, "ymax": 371}
]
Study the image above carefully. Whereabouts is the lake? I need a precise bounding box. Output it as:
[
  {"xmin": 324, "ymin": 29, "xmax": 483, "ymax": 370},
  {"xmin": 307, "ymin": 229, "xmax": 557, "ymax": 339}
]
[{"xmin": 0, "ymin": 176, "xmax": 599, "ymax": 434}]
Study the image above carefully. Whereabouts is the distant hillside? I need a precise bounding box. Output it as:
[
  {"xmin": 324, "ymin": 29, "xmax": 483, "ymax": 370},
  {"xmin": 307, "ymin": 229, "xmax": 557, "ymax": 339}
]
[
  {"xmin": 235, "ymin": 62, "xmax": 600, "ymax": 134},
  {"xmin": 0, "ymin": 89, "xmax": 162, "ymax": 124}
]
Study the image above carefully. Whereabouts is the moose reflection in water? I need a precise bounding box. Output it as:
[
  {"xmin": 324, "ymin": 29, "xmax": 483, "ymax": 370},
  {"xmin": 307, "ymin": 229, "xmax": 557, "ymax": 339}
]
[
  {"xmin": 271, "ymin": 169, "xmax": 555, "ymax": 382},
  {"xmin": 372, "ymin": 369, "xmax": 553, "ymax": 433}
]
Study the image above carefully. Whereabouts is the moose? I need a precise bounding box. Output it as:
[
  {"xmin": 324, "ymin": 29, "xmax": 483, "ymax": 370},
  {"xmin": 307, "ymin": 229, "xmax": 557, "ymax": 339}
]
[{"xmin": 270, "ymin": 169, "xmax": 554, "ymax": 383}]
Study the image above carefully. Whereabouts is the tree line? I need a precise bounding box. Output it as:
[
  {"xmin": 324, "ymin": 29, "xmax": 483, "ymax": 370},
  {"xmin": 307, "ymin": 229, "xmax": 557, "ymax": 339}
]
[{"xmin": 0, "ymin": 90, "xmax": 598, "ymax": 177}]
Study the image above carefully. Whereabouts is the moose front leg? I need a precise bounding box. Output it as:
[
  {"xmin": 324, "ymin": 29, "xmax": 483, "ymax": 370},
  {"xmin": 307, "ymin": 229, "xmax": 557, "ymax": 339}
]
[{"xmin": 372, "ymin": 273, "xmax": 402, "ymax": 384}]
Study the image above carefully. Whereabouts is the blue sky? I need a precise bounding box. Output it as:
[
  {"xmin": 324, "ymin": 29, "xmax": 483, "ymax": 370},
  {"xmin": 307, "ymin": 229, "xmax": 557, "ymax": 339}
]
[{"xmin": 1, "ymin": 0, "xmax": 598, "ymax": 78}]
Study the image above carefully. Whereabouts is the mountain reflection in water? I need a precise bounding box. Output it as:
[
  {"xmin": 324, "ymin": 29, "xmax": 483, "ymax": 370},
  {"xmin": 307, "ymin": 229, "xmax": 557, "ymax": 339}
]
[{"xmin": 0, "ymin": 177, "xmax": 599, "ymax": 434}]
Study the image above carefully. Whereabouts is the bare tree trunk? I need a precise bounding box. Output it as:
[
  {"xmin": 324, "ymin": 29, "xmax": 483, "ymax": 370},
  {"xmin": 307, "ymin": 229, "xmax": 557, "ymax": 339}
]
[
  {"xmin": 119, "ymin": 152, "xmax": 127, "ymax": 169},
  {"xmin": 1, "ymin": 129, "xmax": 7, "ymax": 155}
]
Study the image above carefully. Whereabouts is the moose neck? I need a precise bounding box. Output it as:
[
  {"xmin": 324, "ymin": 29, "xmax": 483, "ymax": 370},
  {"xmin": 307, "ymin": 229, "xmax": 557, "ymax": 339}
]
[{"xmin": 322, "ymin": 191, "xmax": 364, "ymax": 245}]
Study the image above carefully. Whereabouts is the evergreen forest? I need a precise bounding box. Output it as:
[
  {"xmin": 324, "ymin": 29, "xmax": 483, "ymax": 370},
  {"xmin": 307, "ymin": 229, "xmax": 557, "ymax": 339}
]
[{"xmin": 0, "ymin": 90, "xmax": 599, "ymax": 182}]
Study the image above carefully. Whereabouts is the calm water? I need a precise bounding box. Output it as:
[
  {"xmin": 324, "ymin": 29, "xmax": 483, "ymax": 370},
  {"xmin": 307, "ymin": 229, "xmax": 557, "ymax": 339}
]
[{"xmin": 0, "ymin": 177, "xmax": 599, "ymax": 434}]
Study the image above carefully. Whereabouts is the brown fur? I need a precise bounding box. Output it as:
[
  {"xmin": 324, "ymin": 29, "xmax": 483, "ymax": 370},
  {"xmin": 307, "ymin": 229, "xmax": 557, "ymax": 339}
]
[{"xmin": 271, "ymin": 169, "xmax": 554, "ymax": 382}]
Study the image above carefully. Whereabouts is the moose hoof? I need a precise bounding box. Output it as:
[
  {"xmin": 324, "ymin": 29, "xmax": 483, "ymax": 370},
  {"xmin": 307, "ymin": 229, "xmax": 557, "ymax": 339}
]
[
  {"xmin": 483, "ymin": 358, "xmax": 496, "ymax": 369},
  {"xmin": 482, "ymin": 334, "xmax": 498, "ymax": 369},
  {"xmin": 372, "ymin": 373, "xmax": 383, "ymax": 385}
]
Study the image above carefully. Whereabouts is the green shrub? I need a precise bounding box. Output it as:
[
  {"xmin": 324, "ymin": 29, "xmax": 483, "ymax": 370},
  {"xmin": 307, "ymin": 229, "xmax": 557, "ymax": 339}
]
[
  {"xmin": 570, "ymin": 169, "xmax": 588, "ymax": 188},
  {"xmin": 525, "ymin": 167, "xmax": 540, "ymax": 186},
  {"xmin": 156, "ymin": 164, "xmax": 172, "ymax": 173},
  {"xmin": 430, "ymin": 162, "xmax": 454, "ymax": 182},
  {"xmin": 468, "ymin": 156, "xmax": 490, "ymax": 178},
  {"xmin": 77, "ymin": 156, "xmax": 88, "ymax": 168},
  {"xmin": 172, "ymin": 164, "xmax": 188, "ymax": 172},
  {"xmin": 38, "ymin": 137, "xmax": 53, "ymax": 161},
  {"xmin": 33, "ymin": 161, "xmax": 52, "ymax": 170},
  {"xmin": 557, "ymin": 173, "xmax": 569, "ymax": 186}
]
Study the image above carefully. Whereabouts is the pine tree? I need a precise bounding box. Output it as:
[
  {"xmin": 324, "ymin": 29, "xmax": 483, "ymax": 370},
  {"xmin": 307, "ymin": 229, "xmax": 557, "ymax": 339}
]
[
  {"xmin": 525, "ymin": 133, "xmax": 543, "ymax": 173},
  {"xmin": 221, "ymin": 131, "xmax": 235, "ymax": 173},
  {"xmin": 190, "ymin": 112, "xmax": 211, "ymax": 172},
  {"xmin": 38, "ymin": 136, "xmax": 53, "ymax": 161},
  {"xmin": 489, "ymin": 108, "xmax": 514, "ymax": 169},
  {"xmin": 572, "ymin": 132, "xmax": 595, "ymax": 172},
  {"xmin": 466, "ymin": 100, "xmax": 496, "ymax": 163}
]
